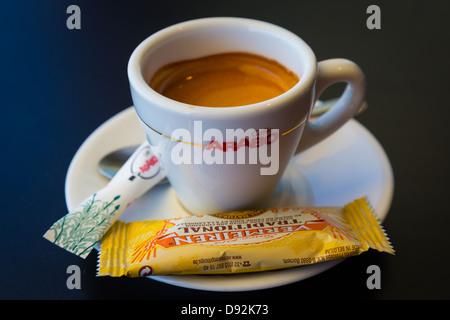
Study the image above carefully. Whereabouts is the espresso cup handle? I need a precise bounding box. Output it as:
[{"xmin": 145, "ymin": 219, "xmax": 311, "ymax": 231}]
[{"xmin": 295, "ymin": 58, "xmax": 366, "ymax": 153}]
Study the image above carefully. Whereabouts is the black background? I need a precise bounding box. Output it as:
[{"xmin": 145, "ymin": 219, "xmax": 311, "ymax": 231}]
[{"xmin": 1, "ymin": 0, "xmax": 449, "ymax": 302}]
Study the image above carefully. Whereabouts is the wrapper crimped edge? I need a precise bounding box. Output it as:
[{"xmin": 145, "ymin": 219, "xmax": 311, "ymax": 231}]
[{"xmin": 344, "ymin": 197, "xmax": 395, "ymax": 254}]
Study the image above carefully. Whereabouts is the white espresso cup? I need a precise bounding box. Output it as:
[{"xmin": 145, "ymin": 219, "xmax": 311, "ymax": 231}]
[{"xmin": 128, "ymin": 17, "xmax": 365, "ymax": 214}]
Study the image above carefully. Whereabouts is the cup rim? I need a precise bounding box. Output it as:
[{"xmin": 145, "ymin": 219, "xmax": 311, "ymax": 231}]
[{"xmin": 128, "ymin": 17, "xmax": 317, "ymax": 117}]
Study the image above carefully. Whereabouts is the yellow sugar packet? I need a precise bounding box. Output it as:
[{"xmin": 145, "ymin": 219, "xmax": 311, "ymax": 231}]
[{"xmin": 98, "ymin": 197, "xmax": 394, "ymax": 277}]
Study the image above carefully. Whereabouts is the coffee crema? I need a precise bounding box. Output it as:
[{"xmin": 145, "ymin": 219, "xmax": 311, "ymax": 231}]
[{"xmin": 149, "ymin": 52, "xmax": 299, "ymax": 108}]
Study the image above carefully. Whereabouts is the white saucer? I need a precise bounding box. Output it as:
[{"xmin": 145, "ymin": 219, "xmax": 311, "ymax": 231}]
[{"xmin": 65, "ymin": 106, "xmax": 394, "ymax": 292}]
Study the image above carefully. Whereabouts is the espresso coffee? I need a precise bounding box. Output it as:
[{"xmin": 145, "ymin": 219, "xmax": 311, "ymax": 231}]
[{"xmin": 149, "ymin": 52, "xmax": 299, "ymax": 107}]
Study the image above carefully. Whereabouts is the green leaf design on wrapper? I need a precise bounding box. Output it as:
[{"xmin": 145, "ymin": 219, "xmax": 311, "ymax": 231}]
[{"xmin": 44, "ymin": 194, "xmax": 121, "ymax": 258}]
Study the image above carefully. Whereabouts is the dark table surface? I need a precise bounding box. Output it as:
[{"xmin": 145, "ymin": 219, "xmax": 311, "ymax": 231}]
[{"xmin": 1, "ymin": 0, "xmax": 449, "ymax": 304}]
